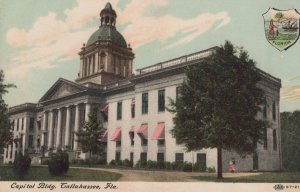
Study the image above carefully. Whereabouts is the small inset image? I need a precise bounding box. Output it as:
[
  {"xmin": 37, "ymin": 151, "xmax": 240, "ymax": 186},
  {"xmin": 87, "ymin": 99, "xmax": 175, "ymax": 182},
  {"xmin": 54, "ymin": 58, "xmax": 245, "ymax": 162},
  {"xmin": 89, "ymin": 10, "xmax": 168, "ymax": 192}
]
[{"xmin": 263, "ymin": 8, "xmax": 300, "ymax": 51}]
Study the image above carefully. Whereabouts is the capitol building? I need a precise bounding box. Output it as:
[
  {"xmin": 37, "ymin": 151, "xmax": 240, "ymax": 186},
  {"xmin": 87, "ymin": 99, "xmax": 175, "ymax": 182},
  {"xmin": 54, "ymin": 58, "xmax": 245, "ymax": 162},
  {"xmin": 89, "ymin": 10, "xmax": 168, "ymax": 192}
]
[{"xmin": 3, "ymin": 3, "xmax": 282, "ymax": 172}]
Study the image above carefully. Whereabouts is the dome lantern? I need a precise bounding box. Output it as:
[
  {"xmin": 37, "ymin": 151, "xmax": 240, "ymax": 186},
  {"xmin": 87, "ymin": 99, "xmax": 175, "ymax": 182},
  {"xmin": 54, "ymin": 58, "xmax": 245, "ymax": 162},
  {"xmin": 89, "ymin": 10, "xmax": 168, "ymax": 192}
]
[{"xmin": 100, "ymin": 2, "xmax": 117, "ymax": 27}]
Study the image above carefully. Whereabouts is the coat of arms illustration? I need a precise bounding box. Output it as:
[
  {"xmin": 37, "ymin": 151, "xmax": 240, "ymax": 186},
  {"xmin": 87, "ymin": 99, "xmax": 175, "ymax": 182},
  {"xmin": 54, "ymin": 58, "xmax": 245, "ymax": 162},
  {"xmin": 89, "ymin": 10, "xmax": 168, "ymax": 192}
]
[{"xmin": 263, "ymin": 8, "xmax": 300, "ymax": 51}]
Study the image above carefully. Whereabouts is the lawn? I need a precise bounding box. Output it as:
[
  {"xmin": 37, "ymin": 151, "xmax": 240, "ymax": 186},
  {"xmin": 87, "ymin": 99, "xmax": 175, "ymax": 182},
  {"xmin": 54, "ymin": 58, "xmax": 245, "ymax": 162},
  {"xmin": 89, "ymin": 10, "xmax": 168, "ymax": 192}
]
[
  {"xmin": 0, "ymin": 166, "xmax": 122, "ymax": 181},
  {"xmin": 192, "ymin": 172, "xmax": 300, "ymax": 183}
]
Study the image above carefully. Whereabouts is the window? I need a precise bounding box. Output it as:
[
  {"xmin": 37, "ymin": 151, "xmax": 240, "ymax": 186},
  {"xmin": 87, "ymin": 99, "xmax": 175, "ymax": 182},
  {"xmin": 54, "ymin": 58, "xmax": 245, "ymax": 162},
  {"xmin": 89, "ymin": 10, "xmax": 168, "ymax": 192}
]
[
  {"xmin": 141, "ymin": 138, "xmax": 148, "ymax": 146},
  {"xmin": 37, "ymin": 138, "xmax": 41, "ymax": 148},
  {"xmin": 253, "ymin": 152, "xmax": 259, "ymax": 170},
  {"xmin": 197, "ymin": 153, "xmax": 207, "ymax": 168},
  {"xmin": 28, "ymin": 135, "xmax": 34, "ymax": 148},
  {"xmin": 6, "ymin": 149, "xmax": 8, "ymax": 158},
  {"xmin": 158, "ymin": 89, "xmax": 165, "ymax": 112},
  {"xmin": 140, "ymin": 152, "xmax": 147, "ymax": 162},
  {"xmin": 142, "ymin": 93, "xmax": 148, "ymax": 114},
  {"xmin": 116, "ymin": 140, "xmax": 121, "ymax": 147},
  {"xmin": 157, "ymin": 153, "xmax": 165, "ymax": 162},
  {"xmin": 16, "ymin": 119, "xmax": 19, "ymax": 131},
  {"xmin": 21, "ymin": 118, "xmax": 24, "ymax": 130},
  {"xmin": 130, "ymin": 152, "xmax": 134, "ymax": 162},
  {"xmin": 131, "ymin": 99, "xmax": 135, "ymax": 118},
  {"xmin": 115, "ymin": 152, "xmax": 121, "ymax": 161},
  {"xmin": 263, "ymin": 128, "xmax": 268, "ymax": 150},
  {"xmin": 117, "ymin": 102, "xmax": 122, "ymax": 120},
  {"xmin": 272, "ymin": 101, "xmax": 276, "ymax": 120},
  {"xmin": 129, "ymin": 131, "xmax": 134, "ymax": 146},
  {"xmin": 273, "ymin": 129, "xmax": 277, "ymax": 151},
  {"xmin": 15, "ymin": 150, "xmax": 17, "ymax": 159},
  {"xmin": 175, "ymin": 153, "xmax": 184, "ymax": 162},
  {"xmin": 176, "ymin": 86, "xmax": 182, "ymax": 102},
  {"xmin": 263, "ymin": 99, "xmax": 267, "ymax": 119},
  {"xmin": 29, "ymin": 117, "xmax": 34, "ymax": 131},
  {"xmin": 158, "ymin": 139, "xmax": 165, "ymax": 146}
]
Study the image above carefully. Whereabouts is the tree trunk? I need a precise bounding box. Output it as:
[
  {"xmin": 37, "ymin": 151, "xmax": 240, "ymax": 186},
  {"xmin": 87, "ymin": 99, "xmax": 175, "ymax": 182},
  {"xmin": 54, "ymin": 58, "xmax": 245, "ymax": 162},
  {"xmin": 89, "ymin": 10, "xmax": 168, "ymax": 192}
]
[
  {"xmin": 217, "ymin": 147, "xmax": 223, "ymax": 179},
  {"xmin": 89, "ymin": 151, "xmax": 92, "ymax": 167}
]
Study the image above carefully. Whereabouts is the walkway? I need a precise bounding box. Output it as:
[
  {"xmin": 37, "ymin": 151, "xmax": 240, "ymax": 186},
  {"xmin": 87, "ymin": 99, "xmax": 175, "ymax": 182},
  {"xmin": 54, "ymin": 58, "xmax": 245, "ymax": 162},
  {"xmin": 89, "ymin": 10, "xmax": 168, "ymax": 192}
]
[{"xmin": 71, "ymin": 167, "xmax": 261, "ymax": 182}]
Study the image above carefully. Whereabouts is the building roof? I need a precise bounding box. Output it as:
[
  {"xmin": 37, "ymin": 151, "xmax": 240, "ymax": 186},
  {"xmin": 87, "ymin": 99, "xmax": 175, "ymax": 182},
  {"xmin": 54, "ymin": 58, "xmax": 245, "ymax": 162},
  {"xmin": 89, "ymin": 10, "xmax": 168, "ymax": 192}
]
[{"xmin": 86, "ymin": 26, "xmax": 127, "ymax": 48}]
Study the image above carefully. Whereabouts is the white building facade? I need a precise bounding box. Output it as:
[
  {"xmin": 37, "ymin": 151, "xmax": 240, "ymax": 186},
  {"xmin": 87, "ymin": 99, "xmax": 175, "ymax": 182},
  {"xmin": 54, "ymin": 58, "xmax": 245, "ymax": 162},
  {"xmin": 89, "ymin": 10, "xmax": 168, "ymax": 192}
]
[{"xmin": 3, "ymin": 3, "xmax": 281, "ymax": 172}]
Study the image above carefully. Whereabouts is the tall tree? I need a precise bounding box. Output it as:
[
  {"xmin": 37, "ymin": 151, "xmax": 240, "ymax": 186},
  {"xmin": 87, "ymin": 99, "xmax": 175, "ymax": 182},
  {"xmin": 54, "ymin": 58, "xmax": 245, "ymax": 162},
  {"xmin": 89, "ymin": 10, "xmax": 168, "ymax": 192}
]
[
  {"xmin": 168, "ymin": 41, "xmax": 268, "ymax": 178},
  {"xmin": 76, "ymin": 112, "xmax": 105, "ymax": 165},
  {"xmin": 0, "ymin": 69, "xmax": 16, "ymax": 153},
  {"xmin": 281, "ymin": 111, "xmax": 300, "ymax": 171}
]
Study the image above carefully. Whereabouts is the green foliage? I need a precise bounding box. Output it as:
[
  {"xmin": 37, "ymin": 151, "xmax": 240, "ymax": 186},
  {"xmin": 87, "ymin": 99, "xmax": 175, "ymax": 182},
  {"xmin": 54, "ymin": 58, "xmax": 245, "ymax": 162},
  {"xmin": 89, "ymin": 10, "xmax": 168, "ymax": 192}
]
[
  {"xmin": 76, "ymin": 112, "xmax": 106, "ymax": 163},
  {"xmin": 0, "ymin": 70, "xmax": 16, "ymax": 153},
  {"xmin": 281, "ymin": 111, "xmax": 300, "ymax": 171},
  {"xmin": 13, "ymin": 152, "xmax": 31, "ymax": 180},
  {"xmin": 193, "ymin": 163, "xmax": 207, "ymax": 172},
  {"xmin": 169, "ymin": 41, "xmax": 267, "ymax": 154},
  {"xmin": 207, "ymin": 167, "xmax": 216, "ymax": 173},
  {"xmin": 48, "ymin": 150, "xmax": 69, "ymax": 176},
  {"xmin": 168, "ymin": 41, "xmax": 267, "ymax": 178}
]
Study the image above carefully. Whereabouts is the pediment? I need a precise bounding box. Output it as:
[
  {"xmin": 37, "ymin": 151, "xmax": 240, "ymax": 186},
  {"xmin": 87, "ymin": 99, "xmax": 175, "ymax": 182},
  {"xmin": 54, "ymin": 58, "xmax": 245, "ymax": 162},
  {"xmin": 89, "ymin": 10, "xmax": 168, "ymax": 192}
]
[{"xmin": 39, "ymin": 78, "xmax": 87, "ymax": 102}]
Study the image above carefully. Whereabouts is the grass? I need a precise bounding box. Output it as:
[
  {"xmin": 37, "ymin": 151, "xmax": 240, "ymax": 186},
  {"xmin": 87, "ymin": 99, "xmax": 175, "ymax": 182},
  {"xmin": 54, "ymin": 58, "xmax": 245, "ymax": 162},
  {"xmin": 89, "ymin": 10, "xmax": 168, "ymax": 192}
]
[
  {"xmin": 0, "ymin": 166, "xmax": 122, "ymax": 181},
  {"xmin": 192, "ymin": 172, "xmax": 300, "ymax": 183}
]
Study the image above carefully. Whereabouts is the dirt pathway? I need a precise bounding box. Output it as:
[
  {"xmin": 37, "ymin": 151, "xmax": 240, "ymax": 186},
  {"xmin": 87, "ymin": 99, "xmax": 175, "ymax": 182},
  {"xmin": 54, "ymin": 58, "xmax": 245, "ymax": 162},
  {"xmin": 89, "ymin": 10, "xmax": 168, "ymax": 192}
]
[{"xmin": 71, "ymin": 166, "xmax": 261, "ymax": 182}]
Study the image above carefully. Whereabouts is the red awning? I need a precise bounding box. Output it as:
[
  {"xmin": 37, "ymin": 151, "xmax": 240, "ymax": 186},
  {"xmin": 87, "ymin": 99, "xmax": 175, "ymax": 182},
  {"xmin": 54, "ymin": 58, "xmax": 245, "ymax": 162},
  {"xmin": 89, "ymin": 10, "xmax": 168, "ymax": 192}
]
[
  {"xmin": 100, "ymin": 103, "xmax": 108, "ymax": 112},
  {"xmin": 100, "ymin": 129, "xmax": 108, "ymax": 142},
  {"xmin": 110, "ymin": 128, "xmax": 121, "ymax": 141},
  {"xmin": 151, "ymin": 122, "xmax": 165, "ymax": 140},
  {"xmin": 137, "ymin": 124, "xmax": 148, "ymax": 138}
]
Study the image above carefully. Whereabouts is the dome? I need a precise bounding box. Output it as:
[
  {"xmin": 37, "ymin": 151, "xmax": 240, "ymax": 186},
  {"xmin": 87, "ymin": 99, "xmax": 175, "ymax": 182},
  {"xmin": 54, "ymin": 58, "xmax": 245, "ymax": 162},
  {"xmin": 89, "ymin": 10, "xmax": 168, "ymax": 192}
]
[{"xmin": 86, "ymin": 26, "xmax": 127, "ymax": 48}]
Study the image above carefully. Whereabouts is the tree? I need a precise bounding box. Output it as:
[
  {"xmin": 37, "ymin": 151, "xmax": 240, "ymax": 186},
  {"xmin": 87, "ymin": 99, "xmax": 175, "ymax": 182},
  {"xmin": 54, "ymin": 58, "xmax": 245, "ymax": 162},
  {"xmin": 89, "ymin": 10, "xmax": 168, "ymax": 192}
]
[
  {"xmin": 281, "ymin": 111, "xmax": 300, "ymax": 171},
  {"xmin": 168, "ymin": 41, "xmax": 268, "ymax": 178},
  {"xmin": 13, "ymin": 151, "xmax": 31, "ymax": 180},
  {"xmin": 76, "ymin": 112, "xmax": 105, "ymax": 166},
  {"xmin": 0, "ymin": 69, "xmax": 16, "ymax": 153}
]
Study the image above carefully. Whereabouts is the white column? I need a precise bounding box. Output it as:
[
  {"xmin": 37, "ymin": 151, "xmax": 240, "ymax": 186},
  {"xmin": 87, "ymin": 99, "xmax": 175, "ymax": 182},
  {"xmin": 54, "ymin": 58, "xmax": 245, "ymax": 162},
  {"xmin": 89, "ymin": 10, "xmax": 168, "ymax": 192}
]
[
  {"xmin": 56, "ymin": 108, "xmax": 62, "ymax": 148},
  {"xmin": 48, "ymin": 111, "xmax": 53, "ymax": 148},
  {"xmin": 64, "ymin": 107, "xmax": 71, "ymax": 148},
  {"xmin": 22, "ymin": 117, "xmax": 28, "ymax": 155},
  {"xmin": 74, "ymin": 104, "xmax": 80, "ymax": 150},
  {"xmin": 41, "ymin": 112, "xmax": 47, "ymax": 146},
  {"xmin": 85, "ymin": 103, "xmax": 91, "ymax": 121}
]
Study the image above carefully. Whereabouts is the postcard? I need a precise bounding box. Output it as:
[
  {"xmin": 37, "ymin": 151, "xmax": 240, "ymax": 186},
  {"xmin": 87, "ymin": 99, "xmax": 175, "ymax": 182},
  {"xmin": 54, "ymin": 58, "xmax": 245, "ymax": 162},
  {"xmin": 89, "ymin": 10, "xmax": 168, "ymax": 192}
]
[{"xmin": 0, "ymin": 0, "xmax": 300, "ymax": 192}]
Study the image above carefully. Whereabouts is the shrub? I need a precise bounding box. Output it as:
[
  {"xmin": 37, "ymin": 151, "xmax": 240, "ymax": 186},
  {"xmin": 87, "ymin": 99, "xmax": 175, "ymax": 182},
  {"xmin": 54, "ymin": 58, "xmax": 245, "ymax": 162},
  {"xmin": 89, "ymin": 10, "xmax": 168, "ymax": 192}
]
[
  {"xmin": 135, "ymin": 160, "xmax": 147, "ymax": 168},
  {"xmin": 109, "ymin": 160, "xmax": 116, "ymax": 166},
  {"xmin": 115, "ymin": 160, "xmax": 123, "ymax": 166},
  {"xmin": 207, "ymin": 166, "xmax": 216, "ymax": 173},
  {"xmin": 164, "ymin": 161, "xmax": 172, "ymax": 170},
  {"xmin": 146, "ymin": 160, "xmax": 157, "ymax": 169},
  {"xmin": 157, "ymin": 161, "xmax": 165, "ymax": 169},
  {"xmin": 13, "ymin": 152, "xmax": 31, "ymax": 180},
  {"xmin": 48, "ymin": 150, "xmax": 69, "ymax": 176},
  {"xmin": 193, "ymin": 163, "xmax": 206, "ymax": 172},
  {"xmin": 172, "ymin": 161, "xmax": 184, "ymax": 170},
  {"xmin": 182, "ymin": 162, "xmax": 193, "ymax": 172},
  {"xmin": 123, "ymin": 159, "xmax": 132, "ymax": 167}
]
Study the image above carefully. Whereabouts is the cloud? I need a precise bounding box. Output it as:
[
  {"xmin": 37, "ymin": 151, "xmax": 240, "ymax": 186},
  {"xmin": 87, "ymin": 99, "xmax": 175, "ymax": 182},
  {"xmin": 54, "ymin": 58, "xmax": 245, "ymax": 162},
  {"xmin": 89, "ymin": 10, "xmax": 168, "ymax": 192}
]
[
  {"xmin": 281, "ymin": 83, "xmax": 300, "ymax": 100},
  {"xmin": 5, "ymin": 0, "xmax": 230, "ymax": 80}
]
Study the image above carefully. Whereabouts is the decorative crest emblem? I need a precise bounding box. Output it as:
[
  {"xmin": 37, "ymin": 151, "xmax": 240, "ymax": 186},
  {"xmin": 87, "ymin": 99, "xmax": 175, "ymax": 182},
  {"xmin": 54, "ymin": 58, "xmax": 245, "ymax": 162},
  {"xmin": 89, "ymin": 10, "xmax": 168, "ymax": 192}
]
[{"xmin": 263, "ymin": 8, "xmax": 300, "ymax": 51}]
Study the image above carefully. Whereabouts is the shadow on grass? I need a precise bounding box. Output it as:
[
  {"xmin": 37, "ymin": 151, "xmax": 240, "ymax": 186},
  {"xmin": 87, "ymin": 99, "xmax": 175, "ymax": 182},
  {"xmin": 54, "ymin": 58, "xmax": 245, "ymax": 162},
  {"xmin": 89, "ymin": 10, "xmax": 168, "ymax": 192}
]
[
  {"xmin": 0, "ymin": 166, "xmax": 122, "ymax": 181},
  {"xmin": 192, "ymin": 172, "xmax": 300, "ymax": 183}
]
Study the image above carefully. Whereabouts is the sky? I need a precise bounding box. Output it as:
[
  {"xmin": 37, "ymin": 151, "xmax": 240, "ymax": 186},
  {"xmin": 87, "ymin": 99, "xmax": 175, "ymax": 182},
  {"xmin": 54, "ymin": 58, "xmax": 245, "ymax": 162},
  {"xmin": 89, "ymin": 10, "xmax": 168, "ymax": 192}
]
[{"xmin": 1, "ymin": 0, "xmax": 300, "ymax": 112}]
